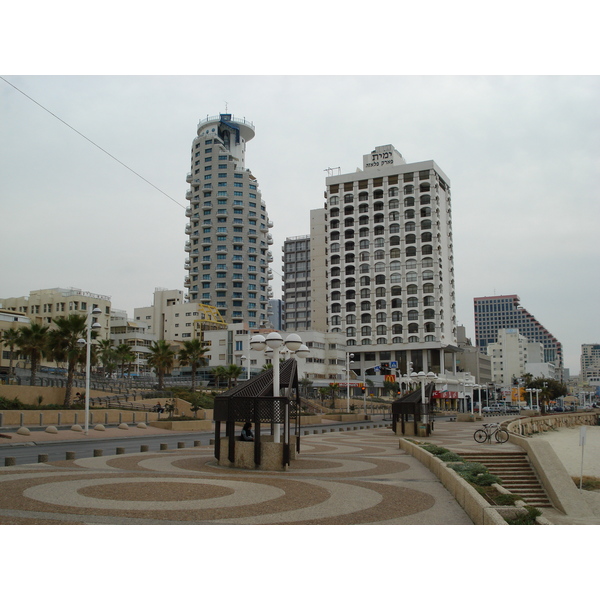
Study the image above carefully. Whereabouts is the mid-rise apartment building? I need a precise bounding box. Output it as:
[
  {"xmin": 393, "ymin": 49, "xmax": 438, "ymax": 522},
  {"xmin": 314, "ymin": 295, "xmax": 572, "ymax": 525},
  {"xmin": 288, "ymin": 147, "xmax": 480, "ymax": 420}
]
[
  {"xmin": 184, "ymin": 113, "xmax": 274, "ymax": 328},
  {"xmin": 282, "ymin": 235, "xmax": 312, "ymax": 331},
  {"xmin": 0, "ymin": 288, "xmax": 110, "ymax": 340},
  {"xmin": 580, "ymin": 344, "xmax": 600, "ymax": 385},
  {"xmin": 474, "ymin": 294, "xmax": 563, "ymax": 371},
  {"xmin": 307, "ymin": 144, "xmax": 459, "ymax": 378},
  {"xmin": 134, "ymin": 288, "xmax": 227, "ymax": 343},
  {"xmin": 487, "ymin": 328, "xmax": 546, "ymax": 386},
  {"xmin": 110, "ymin": 309, "xmax": 157, "ymax": 375}
]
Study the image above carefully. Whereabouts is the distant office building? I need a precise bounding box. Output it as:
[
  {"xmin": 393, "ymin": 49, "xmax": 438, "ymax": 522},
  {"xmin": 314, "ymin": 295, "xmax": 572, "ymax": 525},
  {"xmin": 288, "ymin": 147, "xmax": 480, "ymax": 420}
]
[
  {"xmin": 282, "ymin": 235, "xmax": 312, "ymax": 331},
  {"xmin": 474, "ymin": 294, "xmax": 563, "ymax": 371},
  {"xmin": 313, "ymin": 144, "xmax": 459, "ymax": 378},
  {"xmin": 268, "ymin": 299, "xmax": 283, "ymax": 330},
  {"xmin": 183, "ymin": 113, "xmax": 274, "ymax": 328}
]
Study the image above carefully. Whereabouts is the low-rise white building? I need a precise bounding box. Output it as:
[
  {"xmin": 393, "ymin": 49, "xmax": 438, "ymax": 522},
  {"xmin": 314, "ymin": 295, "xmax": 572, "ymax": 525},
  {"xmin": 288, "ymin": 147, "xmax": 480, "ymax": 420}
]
[
  {"xmin": 110, "ymin": 309, "xmax": 157, "ymax": 375},
  {"xmin": 487, "ymin": 328, "xmax": 547, "ymax": 386}
]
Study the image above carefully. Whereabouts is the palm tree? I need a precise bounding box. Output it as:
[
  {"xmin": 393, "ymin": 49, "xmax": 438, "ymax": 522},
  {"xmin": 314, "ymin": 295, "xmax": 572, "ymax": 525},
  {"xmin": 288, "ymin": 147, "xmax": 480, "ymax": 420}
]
[
  {"xmin": 329, "ymin": 382, "xmax": 340, "ymax": 402},
  {"xmin": 96, "ymin": 339, "xmax": 117, "ymax": 377},
  {"xmin": 147, "ymin": 340, "xmax": 175, "ymax": 390},
  {"xmin": 225, "ymin": 364, "xmax": 243, "ymax": 388},
  {"xmin": 178, "ymin": 338, "xmax": 208, "ymax": 390},
  {"xmin": 46, "ymin": 314, "xmax": 89, "ymax": 407},
  {"xmin": 211, "ymin": 365, "xmax": 229, "ymax": 388},
  {"xmin": 0, "ymin": 328, "xmax": 21, "ymax": 383},
  {"xmin": 16, "ymin": 323, "xmax": 49, "ymax": 386},
  {"xmin": 299, "ymin": 377, "xmax": 313, "ymax": 398},
  {"xmin": 114, "ymin": 343, "xmax": 133, "ymax": 377}
]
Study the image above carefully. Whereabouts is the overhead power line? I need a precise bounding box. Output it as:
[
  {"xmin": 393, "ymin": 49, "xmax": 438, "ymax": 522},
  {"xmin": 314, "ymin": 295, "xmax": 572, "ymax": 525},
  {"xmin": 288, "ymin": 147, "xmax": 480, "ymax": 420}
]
[{"xmin": 0, "ymin": 76, "xmax": 185, "ymax": 209}]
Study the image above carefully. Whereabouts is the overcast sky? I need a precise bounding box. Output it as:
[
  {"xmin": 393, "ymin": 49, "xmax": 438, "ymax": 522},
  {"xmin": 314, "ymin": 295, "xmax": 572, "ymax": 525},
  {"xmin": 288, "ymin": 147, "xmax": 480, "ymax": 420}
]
[{"xmin": 1, "ymin": 75, "xmax": 598, "ymax": 374}]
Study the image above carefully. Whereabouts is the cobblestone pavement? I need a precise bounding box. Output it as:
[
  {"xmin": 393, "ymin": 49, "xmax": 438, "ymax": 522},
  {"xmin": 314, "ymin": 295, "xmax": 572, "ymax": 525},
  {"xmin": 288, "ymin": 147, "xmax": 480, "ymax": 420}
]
[{"xmin": 0, "ymin": 426, "xmax": 474, "ymax": 525}]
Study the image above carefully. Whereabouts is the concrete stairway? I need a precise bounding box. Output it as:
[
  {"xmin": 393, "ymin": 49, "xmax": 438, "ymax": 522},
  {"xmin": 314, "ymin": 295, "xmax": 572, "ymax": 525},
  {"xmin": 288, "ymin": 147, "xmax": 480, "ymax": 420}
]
[{"xmin": 458, "ymin": 451, "xmax": 553, "ymax": 508}]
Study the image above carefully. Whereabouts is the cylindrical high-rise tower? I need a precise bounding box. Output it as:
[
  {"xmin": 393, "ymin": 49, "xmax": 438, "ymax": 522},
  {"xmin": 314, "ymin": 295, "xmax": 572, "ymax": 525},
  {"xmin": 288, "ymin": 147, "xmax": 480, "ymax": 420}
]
[{"xmin": 184, "ymin": 114, "xmax": 274, "ymax": 327}]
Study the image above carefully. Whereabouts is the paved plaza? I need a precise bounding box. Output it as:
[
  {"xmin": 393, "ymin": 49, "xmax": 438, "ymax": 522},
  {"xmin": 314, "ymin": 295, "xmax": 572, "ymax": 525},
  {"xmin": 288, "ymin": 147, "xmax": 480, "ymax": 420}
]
[
  {"xmin": 0, "ymin": 423, "xmax": 474, "ymax": 525},
  {"xmin": 1, "ymin": 416, "xmax": 598, "ymax": 525}
]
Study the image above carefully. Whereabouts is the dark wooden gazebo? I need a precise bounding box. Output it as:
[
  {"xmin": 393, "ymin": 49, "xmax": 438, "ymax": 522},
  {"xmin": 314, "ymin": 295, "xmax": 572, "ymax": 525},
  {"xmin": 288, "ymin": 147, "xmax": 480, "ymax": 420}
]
[
  {"xmin": 214, "ymin": 358, "xmax": 302, "ymax": 469},
  {"xmin": 392, "ymin": 383, "xmax": 435, "ymax": 436}
]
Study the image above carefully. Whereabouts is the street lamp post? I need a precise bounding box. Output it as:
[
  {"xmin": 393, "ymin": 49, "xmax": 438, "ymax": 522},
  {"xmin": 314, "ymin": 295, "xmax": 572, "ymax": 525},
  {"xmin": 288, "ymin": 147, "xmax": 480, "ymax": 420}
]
[
  {"xmin": 410, "ymin": 370, "xmax": 437, "ymax": 428},
  {"xmin": 346, "ymin": 352, "xmax": 354, "ymax": 413},
  {"xmin": 250, "ymin": 332, "xmax": 305, "ymax": 443},
  {"xmin": 77, "ymin": 306, "xmax": 102, "ymax": 435},
  {"xmin": 526, "ymin": 388, "xmax": 534, "ymax": 410},
  {"xmin": 241, "ymin": 355, "xmax": 249, "ymax": 380}
]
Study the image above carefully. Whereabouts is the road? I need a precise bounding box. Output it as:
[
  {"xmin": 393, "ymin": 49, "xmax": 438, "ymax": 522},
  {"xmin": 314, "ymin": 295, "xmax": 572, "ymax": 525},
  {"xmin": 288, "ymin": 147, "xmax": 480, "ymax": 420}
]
[{"xmin": 0, "ymin": 419, "xmax": 388, "ymax": 466}]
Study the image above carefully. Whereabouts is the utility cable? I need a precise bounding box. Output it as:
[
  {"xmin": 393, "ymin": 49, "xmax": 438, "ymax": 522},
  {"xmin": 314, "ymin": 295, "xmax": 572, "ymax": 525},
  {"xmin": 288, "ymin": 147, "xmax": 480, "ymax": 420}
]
[{"xmin": 0, "ymin": 76, "xmax": 186, "ymax": 209}]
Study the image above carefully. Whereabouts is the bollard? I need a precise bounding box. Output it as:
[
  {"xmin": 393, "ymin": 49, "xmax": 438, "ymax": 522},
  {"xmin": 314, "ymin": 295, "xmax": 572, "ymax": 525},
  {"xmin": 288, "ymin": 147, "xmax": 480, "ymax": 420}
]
[
  {"xmin": 66, "ymin": 451, "xmax": 76, "ymax": 460},
  {"xmin": 194, "ymin": 440, "xmax": 201, "ymax": 447},
  {"xmin": 39, "ymin": 413, "xmax": 44, "ymax": 427},
  {"xmin": 119, "ymin": 413, "xmax": 122, "ymax": 424},
  {"xmin": 20, "ymin": 413, "xmax": 24, "ymax": 427},
  {"xmin": 177, "ymin": 442, "xmax": 185, "ymax": 449},
  {"xmin": 0, "ymin": 414, "xmax": 3, "ymax": 427},
  {"xmin": 93, "ymin": 449, "xmax": 103, "ymax": 457},
  {"xmin": 74, "ymin": 413, "xmax": 78, "ymax": 425},
  {"xmin": 38, "ymin": 454, "xmax": 48, "ymax": 463},
  {"xmin": 116, "ymin": 447, "xmax": 125, "ymax": 455},
  {"xmin": 57, "ymin": 413, "xmax": 62, "ymax": 426},
  {"xmin": 160, "ymin": 443, "xmax": 168, "ymax": 451},
  {"xmin": 140, "ymin": 445, "xmax": 149, "ymax": 452},
  {"xmin": 132, "ymin": 412, "xmax": 136, "ymax": 424},
  {"xmin": 105, "ymin": 413, "xmax": 109, "ymax": 425},
  {"xmin": 5, "ymin": 457, "xmax": 16, "ymax": 466}
]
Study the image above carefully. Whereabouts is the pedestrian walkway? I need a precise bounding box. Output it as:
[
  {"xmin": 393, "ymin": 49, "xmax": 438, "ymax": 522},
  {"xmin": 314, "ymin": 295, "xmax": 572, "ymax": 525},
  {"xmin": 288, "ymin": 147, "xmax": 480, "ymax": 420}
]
[{"xmin": 0, "ymin": 424, "xmax": 473, "ymax": 525}]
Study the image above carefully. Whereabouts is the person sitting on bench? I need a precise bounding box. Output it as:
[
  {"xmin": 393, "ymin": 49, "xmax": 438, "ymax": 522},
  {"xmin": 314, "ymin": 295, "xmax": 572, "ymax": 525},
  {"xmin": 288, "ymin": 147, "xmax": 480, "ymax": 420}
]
[{"xmin": 240, "ymin": 422, "xmax": 254, "ymax": 442}]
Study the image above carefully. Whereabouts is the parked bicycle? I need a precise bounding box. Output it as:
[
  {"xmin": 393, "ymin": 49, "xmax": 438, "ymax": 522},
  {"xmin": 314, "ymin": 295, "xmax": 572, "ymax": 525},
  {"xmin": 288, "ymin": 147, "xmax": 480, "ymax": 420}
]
[{"xmin": 473, "ymin": 422, "xmax": 509, "ymax": 444}]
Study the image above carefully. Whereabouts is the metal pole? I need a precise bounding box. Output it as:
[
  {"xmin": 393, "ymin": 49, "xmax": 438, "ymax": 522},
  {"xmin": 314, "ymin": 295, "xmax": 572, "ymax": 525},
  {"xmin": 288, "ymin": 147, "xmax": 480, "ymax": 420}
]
[
  {"xmin": 346, "ymin": 352, "xmax": 350, "ymax": 413},
  {"xmin": 273, "ymin": 345, "xmax": 280, "ymax": 443},
  {"xmin": 84, "ymin": 311, "xmax": 92, "ymax": 435}
]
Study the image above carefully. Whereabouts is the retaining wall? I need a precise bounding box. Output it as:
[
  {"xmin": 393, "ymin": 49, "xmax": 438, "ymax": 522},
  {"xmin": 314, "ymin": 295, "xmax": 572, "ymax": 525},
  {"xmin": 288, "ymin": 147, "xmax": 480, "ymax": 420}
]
[{"xmin": 399, "ymin": 438, "xmax": 507, "ymax": 525}]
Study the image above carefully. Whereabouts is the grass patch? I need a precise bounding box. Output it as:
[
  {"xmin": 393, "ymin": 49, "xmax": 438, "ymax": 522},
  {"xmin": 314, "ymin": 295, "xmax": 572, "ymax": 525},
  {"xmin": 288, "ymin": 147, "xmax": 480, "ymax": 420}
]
[{"xmin": 572, "ymin": 476, "xmax": 600, "ymax": 491}]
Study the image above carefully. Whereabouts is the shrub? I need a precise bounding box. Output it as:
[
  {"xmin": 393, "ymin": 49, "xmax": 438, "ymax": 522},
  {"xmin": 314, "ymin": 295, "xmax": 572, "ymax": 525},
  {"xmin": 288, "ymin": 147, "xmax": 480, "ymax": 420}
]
[
  {"xmin": 450, "ymin": 462, "xmax": 501, "ymax": 485},
  {"xmin": 504, "ymin": 505, "xmax": 541, "ymax": 525},
  {"xmin": 0, "ymin": 396, "xmax": 24, "ymax": 410},
  {"xmin": 438, "ymin": 451, "xmax": 465, "ymax": 463}
]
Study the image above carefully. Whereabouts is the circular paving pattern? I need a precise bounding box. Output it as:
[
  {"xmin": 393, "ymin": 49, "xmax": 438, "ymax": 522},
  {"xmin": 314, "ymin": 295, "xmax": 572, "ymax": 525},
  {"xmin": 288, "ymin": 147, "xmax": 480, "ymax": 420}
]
[{"xmin": 0, "ymin": 427, "xmax": 474, "ymax": 525}]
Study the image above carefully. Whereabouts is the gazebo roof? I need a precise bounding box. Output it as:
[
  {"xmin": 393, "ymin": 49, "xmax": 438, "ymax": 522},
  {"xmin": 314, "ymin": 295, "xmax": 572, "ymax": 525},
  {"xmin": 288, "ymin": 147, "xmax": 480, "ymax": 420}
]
[
  {"xmin": 216, "ymin": 358, "xmax": 298, "ymax": 398},
  {"xmin": 392, "ymin": 383, "xmax": 435, "ymax": 415}
]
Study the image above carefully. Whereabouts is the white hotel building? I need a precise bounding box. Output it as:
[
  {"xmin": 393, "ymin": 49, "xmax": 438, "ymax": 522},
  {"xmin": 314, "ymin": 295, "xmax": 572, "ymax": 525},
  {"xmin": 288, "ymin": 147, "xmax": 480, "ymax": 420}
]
[
  {"xmin": 309, "ymin": 144, "xmax": 459, "ymax": 378},
  {"xmin": 184, "ymin": 113, "xmax": 274, "ymax": 329}
]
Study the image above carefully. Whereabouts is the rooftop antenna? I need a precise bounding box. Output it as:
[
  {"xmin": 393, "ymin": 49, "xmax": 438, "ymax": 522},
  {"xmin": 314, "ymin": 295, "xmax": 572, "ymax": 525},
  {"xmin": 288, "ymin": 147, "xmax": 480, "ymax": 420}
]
[{"xmin": 224, "ymin": 101, "xmax": 228, "ymax": 113}]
